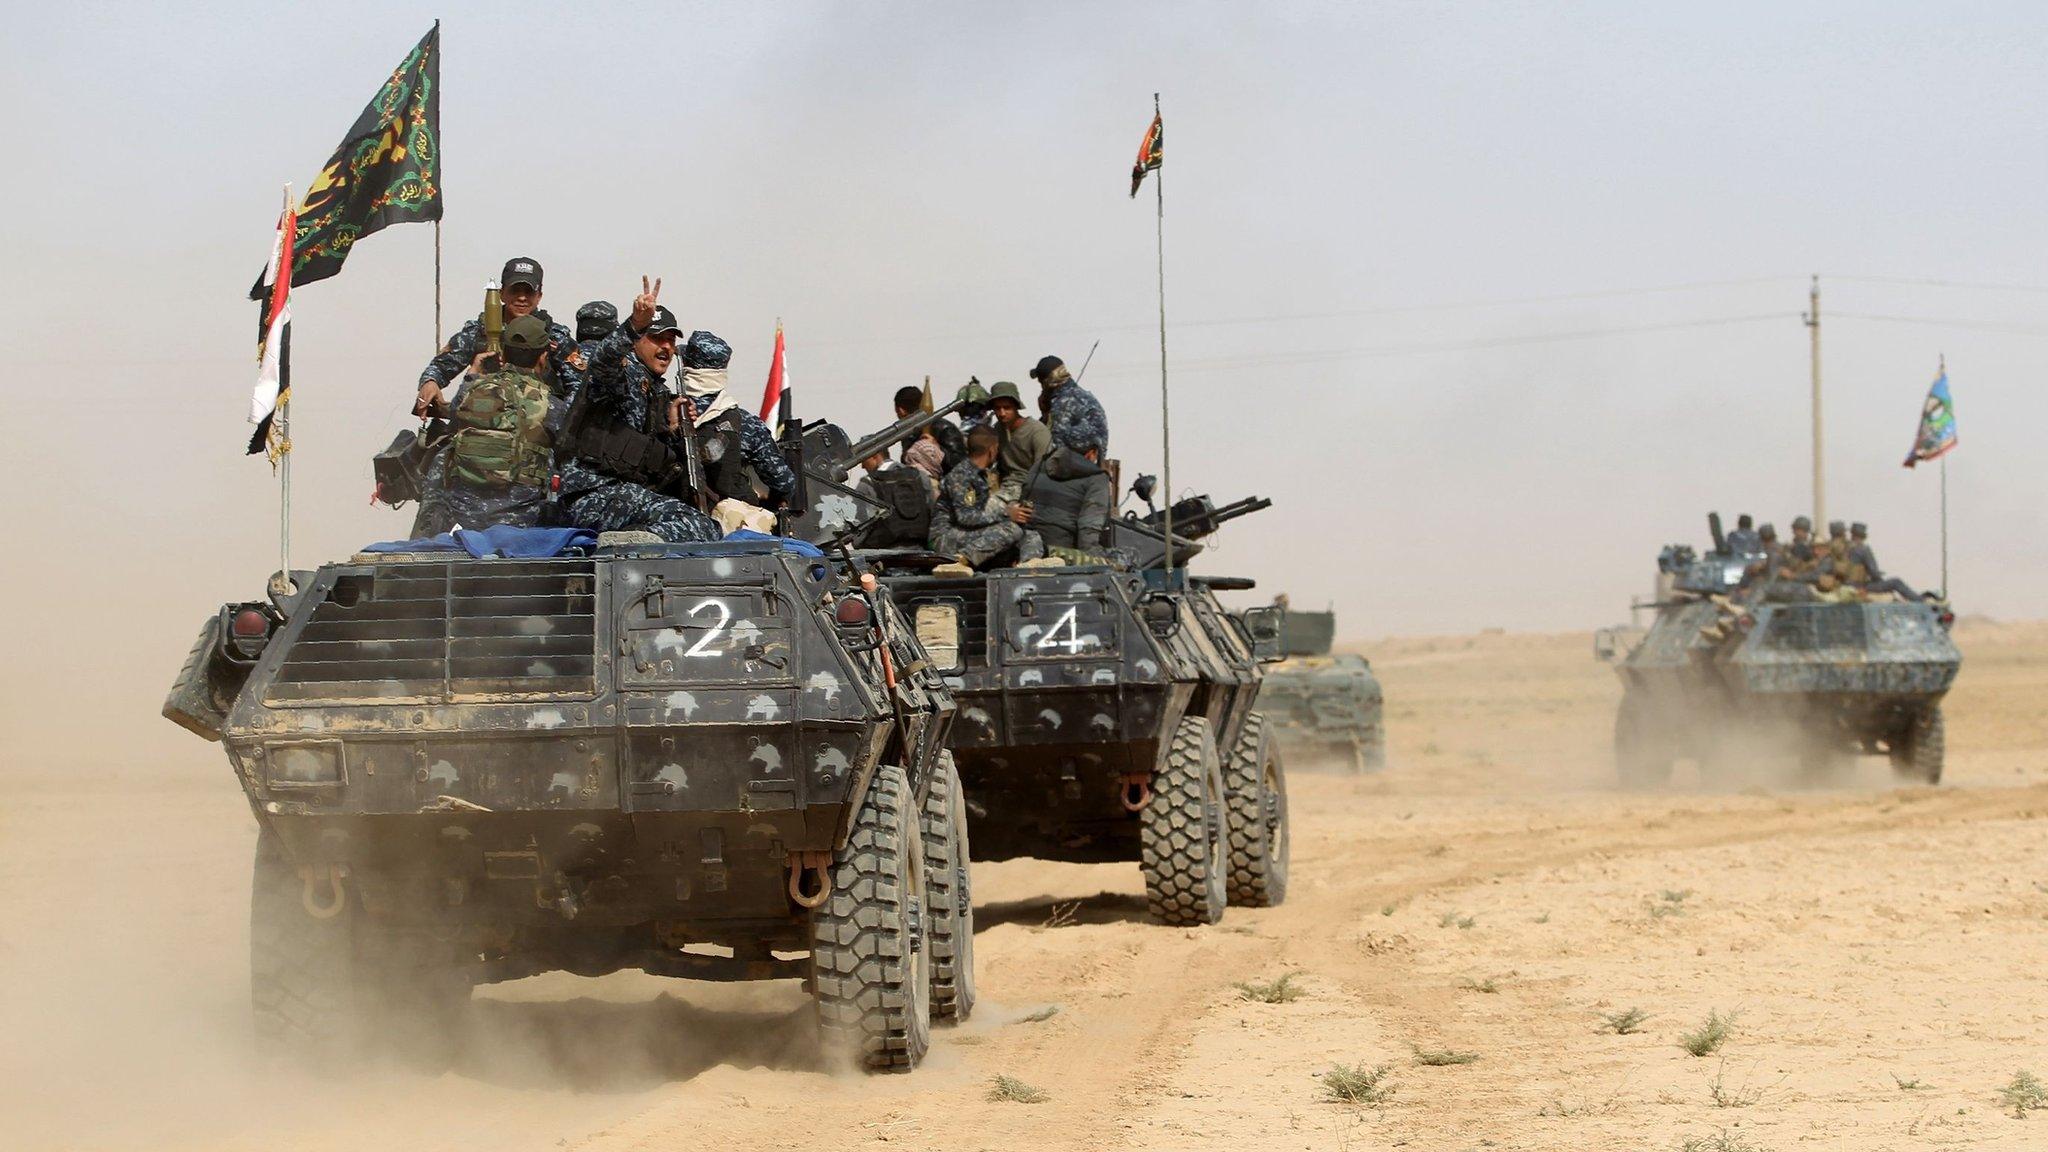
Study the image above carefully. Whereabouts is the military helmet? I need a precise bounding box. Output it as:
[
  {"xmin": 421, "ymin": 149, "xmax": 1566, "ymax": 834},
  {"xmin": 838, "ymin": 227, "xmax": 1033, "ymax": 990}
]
[
  {"xmin": 1792, "ymin": 516, "xmax": 1812, "ymax": 532},
  {"xmin": 1851, "ymin": 521, "xmax": 1868, "ymax": 538},
  {"xmin": 574, "ymin": 300, "xmax": 618, "ymax": 342},
  {"xmin": 988, "ymin": 380, "xmax": 1024, "ymax": 406},
  {"xmin": 956, "ymin": 379, "xmax": 991, "ymax": 405},
  {"xmin": 1828, "ymin": 519, "xmax": 1847, "ymax": 537},
  {"xmin": 1759, "ymin": 522, "xmax": 1777, "ymax": 540}
]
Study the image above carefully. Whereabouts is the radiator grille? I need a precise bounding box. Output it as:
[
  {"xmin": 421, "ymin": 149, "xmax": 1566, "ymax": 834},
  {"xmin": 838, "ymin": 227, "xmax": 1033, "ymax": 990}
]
[
  {"xmin": 892, "ymin": 579, "xmax": 990, "ymax": 668},
  {"xmin": 1762, "ymin": 604, "xmax": 1868, "ymax": 652},
  {"xmin": 267, "ymin": 561, "xmax": 597, "ymax": 702}
]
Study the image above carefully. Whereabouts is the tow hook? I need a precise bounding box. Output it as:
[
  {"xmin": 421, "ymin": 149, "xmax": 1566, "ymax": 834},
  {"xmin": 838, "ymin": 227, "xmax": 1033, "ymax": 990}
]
[
  {"xmin": 300, "ymin": 864, "xmax": 348, "ymax": 919},
  {"xmin": 787, "ymin": 850, "xmax": 833, "ymax": 909},
  {"xmin": 1119, "ymin": 772, "xmax": 1155, "ymax": 812}
]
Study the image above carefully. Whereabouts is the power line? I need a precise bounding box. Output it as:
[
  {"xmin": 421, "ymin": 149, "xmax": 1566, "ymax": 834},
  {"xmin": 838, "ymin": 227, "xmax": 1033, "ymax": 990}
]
[
  {"xmin": 1830, "ymin": 274, "xmax": 2048, "ymax": 295},
  {"xmin": 1830, "ymin": 311, "xmax": 2048, "ymax": 337}
]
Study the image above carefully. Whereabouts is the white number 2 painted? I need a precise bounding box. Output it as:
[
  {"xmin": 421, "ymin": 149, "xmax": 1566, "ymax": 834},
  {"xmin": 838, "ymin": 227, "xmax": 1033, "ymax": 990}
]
[
  {"xmin": 1035, "ymin": 605, "xmax": 1087, "ymax": 655},
  {"xmin": 685, "ymin": 599, "xmax": 732, "ymax": 657}
]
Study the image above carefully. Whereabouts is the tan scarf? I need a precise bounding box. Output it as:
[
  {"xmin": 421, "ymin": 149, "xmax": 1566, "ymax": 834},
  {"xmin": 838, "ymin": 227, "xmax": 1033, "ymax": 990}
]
[{"xmin": 681, "ymin": 366, "xmax": 740, "ymax": 426}]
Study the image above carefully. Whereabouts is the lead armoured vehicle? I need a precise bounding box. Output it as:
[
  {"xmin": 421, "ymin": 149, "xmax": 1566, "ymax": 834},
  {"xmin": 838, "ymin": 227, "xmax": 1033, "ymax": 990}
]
[
  {"xmin": 878, "ymin": 490, "xmax": 1290, "ymax": 927},
  {"xmin": 1258, "ymin": 607, "xmax": 1386, "ymax": 772},
  {"xmin": 1606, "ymin": 514, "xmax": 1960, "ymax": 786},
  {"xmin": 166, "ymin": 421, "xmax": 976, "ymax": 1073}
]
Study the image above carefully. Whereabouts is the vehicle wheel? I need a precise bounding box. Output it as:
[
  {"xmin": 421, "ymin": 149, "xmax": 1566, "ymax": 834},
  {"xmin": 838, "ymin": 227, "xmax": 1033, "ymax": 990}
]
[
  {"xmin": 358, "ymin": 925, "xmax": 472, "ymax": 1070},
  {"xmin": 1140, "ymin": 716, "xmax": 1228, "ymax": 926},
  {"xmin": 1614, "ymin": 692, "xmax": 1672, "ymax": 788},
  {"xmin": 811, "ymin": 763, "xmax": 931, "ymax": 1072},
  {"xmin": 1223, "ymin": 711, "xmax": 1289, "ymax": 908},
  {"xmin": 919, "ymin": 752, "xmax": 976, "ymax": 1024},
  {"xmin": 1891, "ymin": 706, "xmax": 1945, "ymax": 785},
  {"xmin": 1360, "ymin": 721, "xmax": 1389, "ymax": 772},
  {"xmin": 250, "ymin": 826, "xmax": 358, "ymax": 1059}
]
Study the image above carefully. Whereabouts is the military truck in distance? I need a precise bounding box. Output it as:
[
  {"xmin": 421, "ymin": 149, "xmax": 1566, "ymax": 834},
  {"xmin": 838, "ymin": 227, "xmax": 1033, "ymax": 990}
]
[
  {"xmin": 878, "ymin": 490, "xmax": 1289, "ymax": 927},
  {"xmin": 1258, "ymin": 607, "xmax": 1386, "ymax": 772},
  {"xmin": 165, "ymin": 536, "xmax": 970, "ymax": 1074},
  {"xmin": 1606, "ymin": 514, "xmax": 1961, "ymax": 787}
]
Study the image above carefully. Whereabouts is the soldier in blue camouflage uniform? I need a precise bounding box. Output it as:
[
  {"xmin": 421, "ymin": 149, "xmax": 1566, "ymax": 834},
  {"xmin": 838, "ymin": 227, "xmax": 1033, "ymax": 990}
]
[
  {"xmin": 558, "ymin": 283, "xmax": 721, "ymax": 543},
  {"xmin": 414, "ymin": 257, "xmax": 587, "ymax": 419},
  {"xmin": 929, "ymin": 426, "xmax": 1043, "ymax": 568},
  {"xmin": 675, "ymin": 330, "xmax": 799, "ymax": 511},
  {"xmin": 573, "ymin": 300, "xmax": 618, "ymax": 368},
  {"xmin": 1030, "ymin": 354, "xmax": 1109, "ymax": 456}
]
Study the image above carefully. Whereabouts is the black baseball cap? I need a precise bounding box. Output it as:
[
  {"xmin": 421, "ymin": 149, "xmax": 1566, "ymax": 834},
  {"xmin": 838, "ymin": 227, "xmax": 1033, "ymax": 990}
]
[
  {"xmin": 644, "ymin": 305, "xmax": 683, "ymax": 338},
  {"xmin": 500, "ymin": 256, "xmax": 543, "ymax": 290},
  {"xmin": 1029, "ymin": 354, "xmax": 1064, "ymax": 381}
]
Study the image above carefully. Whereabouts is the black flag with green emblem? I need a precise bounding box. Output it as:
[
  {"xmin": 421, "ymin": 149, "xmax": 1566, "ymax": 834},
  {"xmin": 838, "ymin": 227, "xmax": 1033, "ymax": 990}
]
[{"xmin": 251, "ymin": 24, "xmax": 441, "ymax": 297}]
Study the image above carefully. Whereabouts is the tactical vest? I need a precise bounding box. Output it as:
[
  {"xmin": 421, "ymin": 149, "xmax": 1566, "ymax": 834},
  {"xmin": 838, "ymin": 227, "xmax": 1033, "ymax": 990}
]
[
  {"xmin": 862, "ymin": 469, "xmax": 933, "ymax": 547},
  {"xmin": 696, "ymin": 409, "xmax": 751, "ymax": 501},
  {"xmin": 447, "ymin": 369, "xmax": 552, "ymax": 490}
]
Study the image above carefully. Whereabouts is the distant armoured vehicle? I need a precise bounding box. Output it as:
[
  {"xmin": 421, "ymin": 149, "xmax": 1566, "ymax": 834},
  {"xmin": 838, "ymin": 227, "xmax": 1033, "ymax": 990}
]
[
  {"xmin": 1258, "ymin": 607, "xmax": 1386, "ymax": 772},
  {"xmin": 877, "ymin": 487, "xmax": 1290, "ymax": 927},
  {"xmin": 1604, "ymin": 514, "xmax": 1960, "ymax": 786},
  {"xmin": 165, "ymin": 413, "xmax": 976, "ymax": 1073}
]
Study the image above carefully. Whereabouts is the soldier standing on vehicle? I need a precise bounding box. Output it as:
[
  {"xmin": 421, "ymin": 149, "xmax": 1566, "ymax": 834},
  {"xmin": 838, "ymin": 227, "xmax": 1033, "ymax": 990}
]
[
  {"xmin": 990, "ymin": 380, "xmax": 1050, "ymax": 500},
  {"xmin": 674, "ymin": 330, "xmax": 798, "ymax": 534},
  {"xmin": 1031, "ymin": 354, "xmax": 1109, "ymax": 456},
  {"xmin": 930, "ymin": 425, "xmax": 1042, "ymax": 570},
  {"xmin": 416, "ymin": 257, "xmax": 586, "ymax": 418},
  {"xmin": 559, "ymin": 279, "xmax": 721, "ymax": 543}
]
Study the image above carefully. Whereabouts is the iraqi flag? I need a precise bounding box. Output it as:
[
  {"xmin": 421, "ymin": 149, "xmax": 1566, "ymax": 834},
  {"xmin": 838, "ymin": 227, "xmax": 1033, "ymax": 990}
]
[
  {"xmin": 248, "ymin": 194, "xmax": 295, "ymax": 457},
  {"xmin": 759, "ymin": 322, "xmax": 789, "ymax": 423}
]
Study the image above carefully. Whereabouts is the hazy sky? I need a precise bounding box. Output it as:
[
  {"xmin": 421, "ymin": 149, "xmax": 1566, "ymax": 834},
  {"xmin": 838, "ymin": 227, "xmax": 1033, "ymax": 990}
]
[{"xmin": 3, "ymin": 2, "xmax": 2045, "ymax": 758}]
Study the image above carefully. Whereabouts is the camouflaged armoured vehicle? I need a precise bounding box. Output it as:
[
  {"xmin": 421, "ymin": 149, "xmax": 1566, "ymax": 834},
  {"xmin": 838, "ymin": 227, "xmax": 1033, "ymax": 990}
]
[
  {"xmin": 1258, "ymin": 608, "xmax": 1386, "ymax": 772},
  {"xmin": 1607, "ymin": 514, "xmax": 1960, "ymax": 786},
  {"xmin": 165, "ymin": 528, "xmax": 973, "ymax": 1073},
  {"xmin": 876, "ymin": 490, "xmax": 1290, "ymax": 927}
]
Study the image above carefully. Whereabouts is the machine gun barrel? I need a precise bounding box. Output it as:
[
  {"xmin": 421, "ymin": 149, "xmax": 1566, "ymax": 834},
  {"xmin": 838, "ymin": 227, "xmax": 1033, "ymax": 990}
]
[
  {"xmin": 840, "ymin": 395, "xmax": 969, "ymax": 468},
  {"xmin": 1708, "ymin": 511, "xmax": 1727, "ymax": 555},
  {"xmin": 1146, "ymin": 495, "xmax": 1272, "ymax": 540}
]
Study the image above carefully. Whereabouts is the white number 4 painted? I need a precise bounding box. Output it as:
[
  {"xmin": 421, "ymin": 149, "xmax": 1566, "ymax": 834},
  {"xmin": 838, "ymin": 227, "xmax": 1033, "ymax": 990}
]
[
  {"xmin": 685, "ymin": 599, "xmax": 732, "ymax": 657},
  {"xmin": 1035, "ymin": 605, "xmax": 1088, "ymax": 655}
]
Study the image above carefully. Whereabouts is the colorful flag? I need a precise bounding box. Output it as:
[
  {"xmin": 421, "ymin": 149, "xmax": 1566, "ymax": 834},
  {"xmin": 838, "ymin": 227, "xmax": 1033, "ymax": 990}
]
[
  {"xmin": 1902, "ymin": 369, "xmax": 1958, "ymax": 468},
  {"xmin": 248, "ymin": 194, "xmax": 296, "ymax": 457},
  {"xmin": 251, "ymin": 24, "xmax": 441, "ymax": 296},
  {"xmin": 1129, "ymin": 110, "xmax": 1163, "ymax": 198},
  {"xmin": 759, "ymin": 322, "xmax": 788, "ymax": 422}
]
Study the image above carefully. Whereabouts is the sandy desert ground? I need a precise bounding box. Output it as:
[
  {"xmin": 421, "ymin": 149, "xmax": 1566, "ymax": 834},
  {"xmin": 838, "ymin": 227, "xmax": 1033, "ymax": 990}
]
[{"xmin": 4, "ymin": 620, "xmax": 2045, "ymax": 1151}]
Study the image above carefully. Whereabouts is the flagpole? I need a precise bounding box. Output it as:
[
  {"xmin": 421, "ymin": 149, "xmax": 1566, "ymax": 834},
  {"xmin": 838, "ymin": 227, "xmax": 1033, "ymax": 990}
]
[
  {"xmin": 1939, "ymin": 352, "xmax": 1948, "ymax": 597},
  {"xmin": 432, "ymin": 19, "xmax": 443, "ymax": 349},
  {"xmin": 1154, "ymin": 92, "xmax": 1172, "ymax": 574},
  {"xmin": 278, "ymin": 182, "xmax": 293, "ymax": 584}
]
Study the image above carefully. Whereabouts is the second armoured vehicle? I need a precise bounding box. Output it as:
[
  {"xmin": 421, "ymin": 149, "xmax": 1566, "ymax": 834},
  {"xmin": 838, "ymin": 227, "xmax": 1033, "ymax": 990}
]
[
  {"xmin": 1604, "ymin": 514, "xmax": 1961, "ymax": 787},
  {"xmin": 167, "ymin": 403, "xmax": 979, "ymax": 1073},
  {"xmin": 1257, "ymin": 605, "xmax": 1386, "ymax": 772},
  {"xmin": 878, "ymin": 488, "xmax": 1290, "ymax": 927}
]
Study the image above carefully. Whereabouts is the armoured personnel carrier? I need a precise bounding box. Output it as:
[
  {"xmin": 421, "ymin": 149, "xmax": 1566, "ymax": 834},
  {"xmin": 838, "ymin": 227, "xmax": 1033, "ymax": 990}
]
[
  {"xmin": 1258, "ymin": 607, "xmax": 1386, "ymax": 772},
  {"xmin": 876, "ymin": 487, "xmax": 1290, "ymax": 926},
  {"xmin": 165, "ymin": 414, "xmax": 975, "ymax": 1073},
  {"xmin": 1605, "ymin": 514, "xmax": 1960, "ymax": 786}
]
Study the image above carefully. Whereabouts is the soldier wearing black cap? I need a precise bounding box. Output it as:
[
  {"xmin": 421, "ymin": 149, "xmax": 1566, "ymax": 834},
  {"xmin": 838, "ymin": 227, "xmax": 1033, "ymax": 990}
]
[
  {"xmin": 1030, "ymin": 353, "xmax": 1109, "ymax": 457},
  {"xmin": 415, "ymin": 256, "xmax": 587, "ymax": 418},
  {"xmin": 553, "ymin": 278, "xmax": 721, "ymax": 543}
]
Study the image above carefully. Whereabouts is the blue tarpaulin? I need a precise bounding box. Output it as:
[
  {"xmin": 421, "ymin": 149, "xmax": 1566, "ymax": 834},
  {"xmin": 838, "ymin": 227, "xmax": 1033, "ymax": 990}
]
[{"xmin": 360, "ymin": 525, "xmax": 598, "ymax": 558}]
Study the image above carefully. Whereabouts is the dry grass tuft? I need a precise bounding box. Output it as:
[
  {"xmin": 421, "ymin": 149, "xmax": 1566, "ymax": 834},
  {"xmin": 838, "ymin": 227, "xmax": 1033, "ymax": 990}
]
[
  {"xmin": 986, "ymin": 1074, "xmax": 1049, "ymax": 1104},
  {"xmin": 1680, "ymin": 1010, "xmax": 1736, "ymax": 1057},
  {"xmin": 1234, "ymin": 972, "xmax": 1305, "ymax": 1004},
  {"xmin": 1321, "ymin": 1062, "xmax": 1397, "ymax": 1106}
]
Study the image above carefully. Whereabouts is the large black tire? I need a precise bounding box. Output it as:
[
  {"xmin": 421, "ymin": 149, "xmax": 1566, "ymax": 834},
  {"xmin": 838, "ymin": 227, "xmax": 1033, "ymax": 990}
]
[
  {"xmin": 1614, "ymin": 692, "xmax": 1673, "ymax": 788},
  {"xmin": 919, "ymin": 752, "xmax": 976, "ymax": 1024},
  {"xmin": 250, "ymin": 827, "xmax": 357, "ymax": 1058},
  {"xmin": 811, "ymin": 763, "xmax": 932, "ymax": 1072},
  {"xmin": 1140, "ymin": 716, "xmax": 1228, "ymax": 927},
  {"xmin": 1223, "ymin": 711, "xmax": 1289, "ymax": 908},
  {"xmin": 1891, "ymin": 706, "xmax": 1946, "ymax": 784}
]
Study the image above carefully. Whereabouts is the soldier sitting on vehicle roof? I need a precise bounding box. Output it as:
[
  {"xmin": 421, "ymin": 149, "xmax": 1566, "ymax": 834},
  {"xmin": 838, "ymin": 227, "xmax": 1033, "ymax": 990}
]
[
  {"xmin": 674, "ymin": 330, "xmax": 798, "ymax": 535},
  {"xmin": 929, "ymin": 425, "xmax": 1044, "ymax": 573},
  {"xmin": 989, "ymin": 380, "xmax": 1050, "ymax": 501},
  {"xmin": 1015, "ymin": 445, "xmax": 1125, "ymax": 567},
  {"xmin": 1847, "ymin": 522, "xmax": 1921, "ymax": 600},
  {"xmin": 410, "ymin": 314, "xmax": 565, "ymax": 537}
]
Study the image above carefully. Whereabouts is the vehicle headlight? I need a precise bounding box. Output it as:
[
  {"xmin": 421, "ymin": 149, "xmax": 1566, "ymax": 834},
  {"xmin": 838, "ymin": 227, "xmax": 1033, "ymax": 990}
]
[{"xmin": 268, "ymin": 742, "xmax": 343, "ymax": 787}]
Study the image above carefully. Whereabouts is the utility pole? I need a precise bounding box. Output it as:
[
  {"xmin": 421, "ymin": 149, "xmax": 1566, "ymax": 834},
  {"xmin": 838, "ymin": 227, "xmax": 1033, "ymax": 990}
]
[{"xmin": 1804, "ymin": 275, "xmax": 1824, "ymax": 530}]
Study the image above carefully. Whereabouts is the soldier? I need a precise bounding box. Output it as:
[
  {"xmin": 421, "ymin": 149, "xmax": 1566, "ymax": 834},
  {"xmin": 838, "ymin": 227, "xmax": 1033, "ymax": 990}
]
[
  {"xmin": 894, "ymin": 385, "xmax": 967, "ymax": 474},
  {"xmin": 1848, "ymin": 522, "xmax": 1920, "ymax": 599},
  {"xmin": 1758, "ymin": 523, "xmax": 1781, "ymax": 567},
  {"xmin": 557, "ymin": 280, "xmax": 721, "ymax": 543},
  {"xmin": 929, "ymin": 425, "xmax": 1042, "ymax": 571},
  {"xmin": 411, "ymin": 314, "xmax": 564, "ymax": 537},
  {"xmin": 1827, "ymin": 519, "xmax": 1849, "ymax": 551},
  {"xmin": 1016, "ymin": 444, "xmax": 1116, "ymax": 564},
  {"xmin": 853, "ymin": 449, "xmax": 933, "ymax": 548},
  {"xmin": 990, "ymin": 380, "xmax": 1050, "ymax": 500},
  {"xmin": 415, "ymin": 256, "xmax": 586, "ymax": 419},
  {"xmin": 1778, "ymin": 515, "xmax": 1820, "ymax": 580},
  {"xmin": 1726, "ymin": 513, "xmax": 1762, "ymax": 556},
  {"xmin": 574, "ymin": 300, "xmax": 619, "ymax": 365},
  {"xmin": 674, "ymin": 330, "xmax": 799, "ymax": 534},
  {"xmin": 1031, "ymin": 354, "xmax": 1109, "ymax": 456}
]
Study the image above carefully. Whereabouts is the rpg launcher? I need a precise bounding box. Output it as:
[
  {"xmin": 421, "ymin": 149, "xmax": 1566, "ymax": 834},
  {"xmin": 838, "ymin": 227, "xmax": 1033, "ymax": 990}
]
[{"xmin": 479, "ymin": 280, "xmax": 503, "ymax": 372}]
